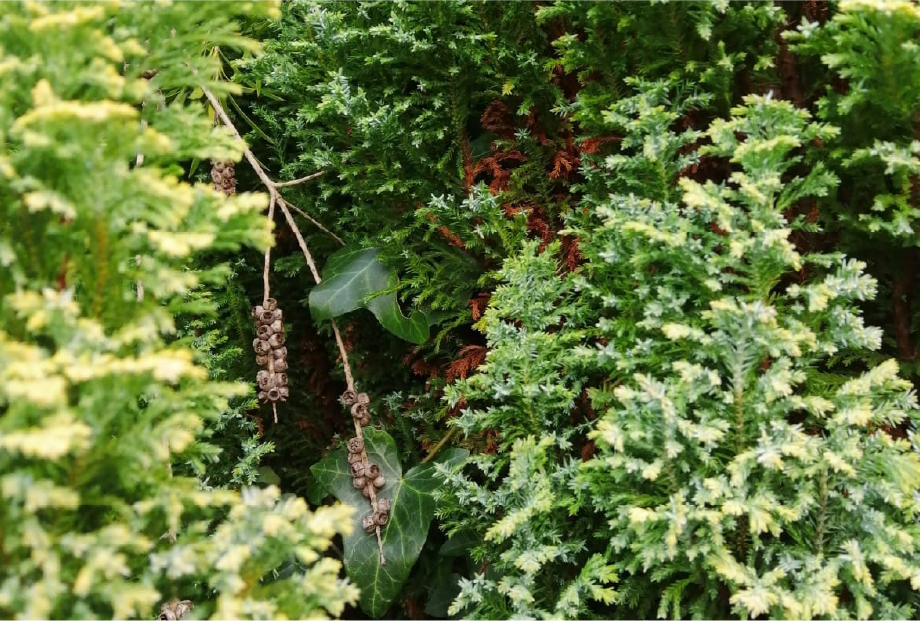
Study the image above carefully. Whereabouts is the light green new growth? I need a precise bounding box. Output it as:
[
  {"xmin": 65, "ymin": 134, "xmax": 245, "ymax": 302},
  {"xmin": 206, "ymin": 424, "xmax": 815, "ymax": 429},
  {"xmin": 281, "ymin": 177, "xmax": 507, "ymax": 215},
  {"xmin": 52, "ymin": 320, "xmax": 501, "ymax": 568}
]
[{"xmin": 0, "ymin": 2, "xmax": 356, "ymax": 619}]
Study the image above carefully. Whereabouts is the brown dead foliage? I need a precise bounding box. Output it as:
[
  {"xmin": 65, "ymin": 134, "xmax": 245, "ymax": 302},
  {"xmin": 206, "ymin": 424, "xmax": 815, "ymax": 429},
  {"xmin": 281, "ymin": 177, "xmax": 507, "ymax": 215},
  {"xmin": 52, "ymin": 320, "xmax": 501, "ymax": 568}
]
[{"xmin": 447, "ymin": 344, "xmax": 488, "ymax": 382}]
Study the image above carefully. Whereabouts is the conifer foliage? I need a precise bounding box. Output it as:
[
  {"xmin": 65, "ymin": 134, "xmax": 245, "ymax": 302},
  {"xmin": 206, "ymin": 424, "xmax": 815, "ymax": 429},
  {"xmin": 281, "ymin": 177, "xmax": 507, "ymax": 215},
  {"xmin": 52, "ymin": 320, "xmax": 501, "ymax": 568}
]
[
  {"xmin": 583, "ymin": 95, "xmax": 920, "ymax": 619},
  {"xmin": 0, "ymin": 3, "xmax": 355, "ymax": 619}
]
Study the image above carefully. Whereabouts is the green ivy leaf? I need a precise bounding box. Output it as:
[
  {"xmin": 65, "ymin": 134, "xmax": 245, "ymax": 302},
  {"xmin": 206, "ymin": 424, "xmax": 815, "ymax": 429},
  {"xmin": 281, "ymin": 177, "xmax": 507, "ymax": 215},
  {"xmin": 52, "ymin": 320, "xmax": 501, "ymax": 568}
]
[
  {"xmin": 309, "ymin": 246, "xmax": 429, "ymax": 344},
  {"xmin": 366, "ymin": 291, "xmax": 428, "ymax": 344},
  {"xmin": 310, "ymin": 430, "xmax": 464, "ymax": 617},
  {"xmin": 309, "ymin": 247, "xmax": 387, "ymax": 321}
]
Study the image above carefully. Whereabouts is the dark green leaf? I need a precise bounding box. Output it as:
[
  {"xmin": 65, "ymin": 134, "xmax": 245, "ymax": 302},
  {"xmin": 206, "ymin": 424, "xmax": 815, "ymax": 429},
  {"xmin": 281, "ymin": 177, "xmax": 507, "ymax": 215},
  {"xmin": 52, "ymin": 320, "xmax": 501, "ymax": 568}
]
[
  {"xmin": 309, "ymin": 246, "xmax": 430, "ymax": 343},
  {"xmin": 439, "ymin": 531, "xmax": 477, "ymax": 557},
  {"xmin": 367, "ymin": 292, "xmax": 428, "ymax": 345},
  {"xmin": 309, "ymin": 247, "xmax": 389, "ymax": 321},
  {"xmin": 310, "ymin": 429, "xmax": 441, "ymax": 617},
  {"xmin": 425, "ymin": 572, "xmax": 463, "ymax": 618}
]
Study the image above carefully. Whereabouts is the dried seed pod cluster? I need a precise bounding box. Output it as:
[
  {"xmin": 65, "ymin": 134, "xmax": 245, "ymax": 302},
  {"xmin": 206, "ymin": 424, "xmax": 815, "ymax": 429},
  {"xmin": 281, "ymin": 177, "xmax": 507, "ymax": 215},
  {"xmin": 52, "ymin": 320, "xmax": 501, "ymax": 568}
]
[
  {"xmin": 364, "ymin": 497, "xmax": 391, "ymax": 533},
  {"xmin": 158, "ymin": 599, "xmax": 193, "ymax": 621},
  {"xmin": 211, "ymin": 160, "xmax": 237, "ymax": 196},
  {"xmin": 343, "ymin": 389, "xmax": 371, "ymax": 427},
  {"xmin": 252, "ymin": 297, "xmax": 288, "ymax": 402},
  {"xmin": 347, "ymin": 434, "xmax": 386, "ymax": 499}
]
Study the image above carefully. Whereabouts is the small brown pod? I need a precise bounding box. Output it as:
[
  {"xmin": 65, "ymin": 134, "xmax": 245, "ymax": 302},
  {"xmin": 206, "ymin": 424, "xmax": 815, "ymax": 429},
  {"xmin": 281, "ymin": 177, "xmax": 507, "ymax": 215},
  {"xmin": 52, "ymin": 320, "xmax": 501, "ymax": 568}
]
[
  {"xmin": 278, "ymin": 386, "xmax": 289, "ymax": 400},
  {"xmin": 272, "ymin": 309, "xmax": 283, "ymax": 322},
  {"xmin": 273, "ymin": 346, "xmax": 287, "ymax": 360},
  {"xmin": 269, "ymin": 319, "xmax": 283, "ymax": 334},
  {"xmin": 257, "ymin": 372, "xmax": 271, "ymax": 391},
  {"xmin": 268, "ymin": 333, "xmax": 285, "ymax": 348},
  {"xmin": 259, "ymin": 310, "xmax": 275, "ymax": 325},
  {"xmin": 373, "ymin": 475, "xmax": 385, "ymax": 489},
  {"xmin": 362, "ymin": 514, "xmax": 376, "ymax": 533},
  {"xmin": 342, "ymin": 390, "xmax": 358, "ymax": 406},
  {"xmin": 252, "ymin": 305, "xmax": 265, "ymax": 318},
  {"xmin": 274, "ymin": 373, "xmax": 288, "ymax": 387},
  {"xmin": 360, "ymin": 414, "xmax": 371, "ymax": 427},
  {"xmin": 377, "ymin": 498, "xmax": 391, "ymax": 513},
  {"xmin": 350, "ymin": 462, "xmax": 365, "ymax": 478},
  {"xmin": 347, "ymin": 451, "xmax": 362, "ymax": 464},
  {"xmin": 273, "ymin": 359, "xmax": 289, "ymax": 372},
  {"xmin": 267, "ymin": 387, "xmax": 282, "ymax": 402},
  {"xmin": 366, "ymin": 463, "xmax": 380, "ymax": 479},
  {"xmin": 255, "ymin": 354, "xmax": 270, "ymax": 366},
  {"xmin": 347, "ymin": 437, "xmax": 364, "ymax": 454},
  {"xmin": 352, "ymin": 476, "xmax": 366, "ymax": 490},
  {"xmin": 258, "ymin": 390, "xmax": 269, "ymax": 401},
  {"xmin": 257, "ymin": 324, "xmax": 273, "ymax": 340},
  {"xmin": 253, "ymin": 339, "xmax": 271, "ymax": 355},
  {"xmin": 263, "ymin": 298, "xmax": 278, "ymax": 312},
  {"xmin": 374, "ymin": 510, "xmax": 389, "ymax": 526},
  {"xmin": 356, "ymin": 392, "xmax": 370, "ymax": 406},
  {"xmin": 361, "ymin": 484, "xmax": 373, "ymax": 498},
  {"xmin": 351, "ymin": 403, "xmax": 369, "ymax": 420}
]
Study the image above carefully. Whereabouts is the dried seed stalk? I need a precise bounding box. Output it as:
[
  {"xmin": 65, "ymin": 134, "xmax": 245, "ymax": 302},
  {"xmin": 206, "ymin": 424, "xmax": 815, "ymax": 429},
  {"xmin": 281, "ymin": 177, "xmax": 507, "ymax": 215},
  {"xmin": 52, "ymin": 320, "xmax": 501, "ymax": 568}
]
[{"xmin": 204, "ymin": 86, "xmax": 386, "ymax": 564}]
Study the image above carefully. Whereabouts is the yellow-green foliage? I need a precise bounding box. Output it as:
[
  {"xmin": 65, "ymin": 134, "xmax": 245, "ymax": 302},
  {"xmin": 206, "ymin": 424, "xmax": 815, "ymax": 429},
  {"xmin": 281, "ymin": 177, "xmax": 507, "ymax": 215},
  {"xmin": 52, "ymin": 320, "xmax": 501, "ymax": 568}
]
[{"xmin": 0, "ymin": 2, "xmax": 356, "ymax": 618}]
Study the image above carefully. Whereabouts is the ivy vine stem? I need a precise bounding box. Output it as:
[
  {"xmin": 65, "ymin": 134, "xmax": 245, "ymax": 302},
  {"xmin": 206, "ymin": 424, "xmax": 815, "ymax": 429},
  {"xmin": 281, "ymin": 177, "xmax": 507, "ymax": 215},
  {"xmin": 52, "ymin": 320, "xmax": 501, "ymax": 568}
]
[{"xmin": 203, "ymin": 85, "xmax": 385, "ymax": 564}]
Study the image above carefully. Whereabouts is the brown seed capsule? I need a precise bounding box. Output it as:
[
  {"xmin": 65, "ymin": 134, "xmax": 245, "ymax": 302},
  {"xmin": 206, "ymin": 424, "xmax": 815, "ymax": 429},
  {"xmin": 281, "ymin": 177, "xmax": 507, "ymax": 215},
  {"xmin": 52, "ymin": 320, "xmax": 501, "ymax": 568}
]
[
  {"xmin": 356, "ymin": 392, "xmax": 370, "ymax": 406},
  {"xmin": 257, "ymin": 371, "xmax": 271, "ymax": 390},
  {"xmin": 258, "ymin": 390, "xmax": 269, "ymax": 401},
  {"xmin": 374, "ymin": 510, "xmax": 389, "ymax": 526},
  {"xmin": 252, "ymin": 305, "xmax": 265, "ymax": 319},
  {"xmin": 269, "ymin": 319, "xmax": 283, "ymax": 334},
  {"xmin": 347, "ymin": 451, "xmax": 362, "ymax": 464},
  {"xmin": 350, "ymin": 462, "xmax": 365, "ymax": 478},
  {"xmin": 342, "ymin": 390, "xmax": 358, "ymax": 405},
  {"xmin": 272, "ymin": 309, "xmax": 283, "ymax": 322},
  {"xmin": 263, "ymin": 298, "xmax": 278, "ymax": 312},
  {"xmin": 267, "ymin": 388, "xmax": 282, "ymax": 402},
  {"xmin": 253, "ymin": 339, "xmax": 271, "ymax": 355},
  {"xmin": 268, "ymin": 333, "xmax": 285, "ymax": 348},
  {"xmin": 159, "ymin": 599, "xmax": 194, "ymax": 621},
  {"xmin": 255, "ymin": 354, "xmax": 270, "ymax": 366},
  {"xmin": 351, "ymin": 403, "xmax": 369, "ymax": 420},
  {"xmin": 360, "ymin": 414, "xmax": 371, "ymax": 427},
  {"xmin": 373, "ymin": 475, "xmax": 385, "ymax": 488},
  {"xmin": 353, "ymin": 476, "xmax": 366, "ymax": 490},
  {"xmin": 257, "ymin": 324, "xmax": 273, "ymax": 340},
  {"xmin": 274, "ymin": 373, "xmax": 288, "ymax": 387},
  {"xmin": 273, "ymin": 359, "xmax": 289, "ymax": 372},
  {"xmin": 278, "ymin": 386, "xmax": 289, "ymax": 399},
  {"xmin": 361, "ymin": 484, "xmax": 373, "ymax": 498},
  {"xmin": 259, "ymin": 310, "xmax": 275, "ymax": 325},
  {"xmin": 366, "ymin": 463, "xmax": 380, "ymax": 479},
  {"xmin": 273, "ymin": 346, "xmax": 287, "ymax": 360},
  {"xmin": 362, "ymin": 514, "xmax": 376, "ymax": 533},
  {"xmin": 347, "ymin": 437, "xmax": 364, "ymax": 453},
  {"xmin": 377, "ymin": 498, "xmax": 391, "ymax": 512}
]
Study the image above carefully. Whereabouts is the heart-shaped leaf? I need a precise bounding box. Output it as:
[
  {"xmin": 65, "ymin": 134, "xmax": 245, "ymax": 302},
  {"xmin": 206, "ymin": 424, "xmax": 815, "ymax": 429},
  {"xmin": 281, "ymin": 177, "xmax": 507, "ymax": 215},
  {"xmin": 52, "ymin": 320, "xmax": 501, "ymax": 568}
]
[
  {"xmin": 310, "ymin": 429, "xmax": 465, "ymax": 617},
  {"xmin": 309, "ymin": 246, "xmax": 429, "ymax": 344},
  {"xmin": 309, "ymin": 247, "xmax": 388, "ymax": 321},
  {"xmin": 366, "ymin": 291, "xmax": 428, "ymax": 344}
]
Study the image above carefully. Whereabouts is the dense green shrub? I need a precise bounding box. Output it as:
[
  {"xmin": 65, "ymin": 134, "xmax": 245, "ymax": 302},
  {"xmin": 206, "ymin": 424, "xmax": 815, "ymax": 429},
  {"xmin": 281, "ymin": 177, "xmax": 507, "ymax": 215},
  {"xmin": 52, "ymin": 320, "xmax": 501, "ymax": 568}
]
[
  {"xmin": 583, "ymin": 94, "xmax": 920, "ymax": 619},
  {"xmin": 6, "ymin": 1, "xmax": 917, "ymax": 619},
  {"xmin": 0, "ymin": 2, "xmax": 355, "ymax": 618}
]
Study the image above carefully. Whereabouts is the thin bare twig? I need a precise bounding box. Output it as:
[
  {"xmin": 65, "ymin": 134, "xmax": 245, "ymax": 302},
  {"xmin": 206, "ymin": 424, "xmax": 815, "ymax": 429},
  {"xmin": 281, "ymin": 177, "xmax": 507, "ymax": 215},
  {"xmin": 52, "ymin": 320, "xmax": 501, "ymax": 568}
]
[
  {"xmin": 275, "ymin": 171, "xmax": 325, "ymax": 188},
  {"xmin": 263, "ymin": 193, "xmax": 276, "ymax": 306},
  {"xmin": 421, "ymin": 427, "xmax": 458, "ymax": 464},
  {"xmin": 281, "ymin": 197, "xmax": 345, "ymax": 246},
  {"xmin": 204, "ymin": 85, "xmax": 384, "ymax": 564}
]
